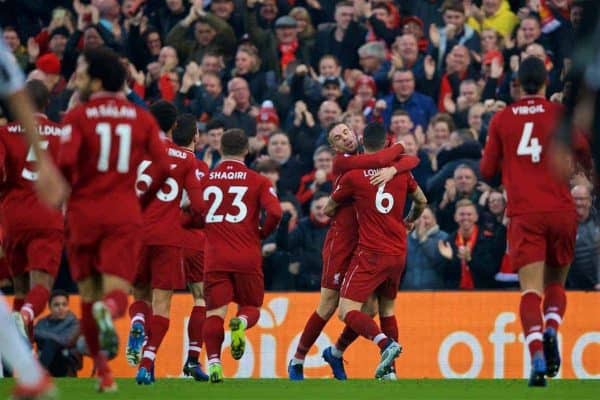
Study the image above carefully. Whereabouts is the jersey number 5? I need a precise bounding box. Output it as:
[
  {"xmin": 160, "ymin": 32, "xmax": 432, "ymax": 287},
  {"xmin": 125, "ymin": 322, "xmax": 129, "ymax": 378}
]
[
  {"xmin": 517, "ymin": 122, "xmax": 542, "ymax": 163},
  {"xmin": 204, "ymin": 186, "xmax": 248, "ymax": 223}
]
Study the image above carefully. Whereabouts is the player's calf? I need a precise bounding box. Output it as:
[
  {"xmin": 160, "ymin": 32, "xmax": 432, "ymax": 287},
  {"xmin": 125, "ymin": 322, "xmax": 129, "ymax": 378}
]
[{"xmin": 92, "ymin": 301, "xmax": 119, "ymax": 360}]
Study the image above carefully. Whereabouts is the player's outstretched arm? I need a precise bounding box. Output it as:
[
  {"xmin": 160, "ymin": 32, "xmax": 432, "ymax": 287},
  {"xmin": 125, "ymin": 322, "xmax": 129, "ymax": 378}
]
[
  {"xmin": 404, "ymin": 186, "xmax": 427, "ymax": 231},
  {"xmin": 333, "ymin": 143, "xmax": 406, "ymax": 175},
  {"xmin": 259, "ymin": 180, "xmax": 283, "ymax": 239},
  {"xmin": 369, "ymin": 155, "xmax": 420, "ymax": 186},
  {"xmin": 480, "ymin": 112, "xmax": 503, "ymax": 182}
]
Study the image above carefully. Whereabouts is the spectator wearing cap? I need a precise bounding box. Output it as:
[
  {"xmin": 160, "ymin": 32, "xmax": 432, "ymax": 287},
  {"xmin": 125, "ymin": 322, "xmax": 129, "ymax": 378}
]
[
  {"xmin": 249, "ymin": 104, "xmax": 280, "ymax": 160},
  {"xmin": 232, "ymin": 45, "xmax": 273, "ymax": 104},
  {"xmin": 196, "ymin": 119, "xmax": 224, "ymax": 169},
  {"xmin": 380, "ymin": 68, "xmax": 438, "ymax": 131},
  {"xmin": 311, "ymin": 1, "xmax": 368, "ymax": 71},
  {"xmin": 166, "ymin": 1, "xmax": 236, "ymax": 64},
  {"xmin": 466, "ymin": 0, "xmax": 519, "ymax": 39},
  {"xmin": 320, "ymin": 77, "xmax": 348, "ymax": 109},
  {"xmin": 33, "ymin": 53, "xmax": 69, "ymax": 122},
  {"xmin": 400, "ymin": 0, "xmax": 444, "ymax": 31},
  {"xmin": 402, "ymin": 16, "xmax": 429, "ymax": 54},
  {"xmin": 357, "ymin": 42, "xmax": 391, "ymax": 94},
  {"xmin": 246, "ymin": 3, "xmax": 312, "ymax": 84},
  {"xmin": 348, "ymin": 75, "xmax": 378, "ymax": 117},
  {"xmin": 296, "ymin": 146, "xmax": 335, "ymax": 211},
  {"xmin": 430, "ymin": 0, "xmax": 481, "ymax": 75},
  {"xmin": 47, "ymin": 27, "xmax": 70, "ymax": 64},
  {"xmin": 214, "ymin": 77, "xmax": 258, "ymax": 135}
]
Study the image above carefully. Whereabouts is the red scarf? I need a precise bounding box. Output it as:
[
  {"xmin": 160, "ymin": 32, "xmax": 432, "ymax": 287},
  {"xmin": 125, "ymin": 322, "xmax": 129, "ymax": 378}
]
[
  {"xmin": 279, "ymin": 40, "xmax": 299, "ymax": 73},
  {"xmin": 455, "ymin": 225, "xmax": 478, "ymax": 290}
]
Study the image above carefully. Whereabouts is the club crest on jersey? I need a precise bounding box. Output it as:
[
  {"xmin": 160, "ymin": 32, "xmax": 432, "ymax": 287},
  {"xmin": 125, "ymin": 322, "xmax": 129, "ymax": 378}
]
[
  {"xmin": 269, "ymin": 187, "xmax": 277, "ymax": 197},
  {"xmin": 195, "ymin": 169, "xmax": 205, "ymax": 180},
  {"xmin": 333, "ymin": 273, "xmax": 340, "ymax": 285},
  {"xmin": 61, "ymin": 124, "xmax": 72, "ymax": 143}
]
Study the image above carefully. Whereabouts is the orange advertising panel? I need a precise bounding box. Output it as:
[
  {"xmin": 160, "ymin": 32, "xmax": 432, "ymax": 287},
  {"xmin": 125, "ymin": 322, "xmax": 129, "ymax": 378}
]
[{"xmin": 8, "ymin": 292, "xmax": 600, "ymax": 379}]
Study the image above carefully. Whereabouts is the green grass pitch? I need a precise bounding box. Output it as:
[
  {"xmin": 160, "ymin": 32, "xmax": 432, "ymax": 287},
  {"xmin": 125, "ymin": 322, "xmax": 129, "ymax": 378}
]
[{"xmin": 2, "ymin": 378, "xmax": 600, "ymax": 400}]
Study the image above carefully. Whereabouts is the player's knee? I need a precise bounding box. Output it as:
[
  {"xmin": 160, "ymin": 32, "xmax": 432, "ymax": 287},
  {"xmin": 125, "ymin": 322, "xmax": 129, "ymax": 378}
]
[{"xmin": 316, "ymin": 301, "xmax": 336, "ymax": 320}]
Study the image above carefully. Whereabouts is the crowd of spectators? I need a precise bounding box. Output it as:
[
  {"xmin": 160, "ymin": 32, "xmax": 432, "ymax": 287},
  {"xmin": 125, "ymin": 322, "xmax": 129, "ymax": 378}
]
[{"xmin": 0, "ymin": 0, "xmax": 598, "ymax": 292}]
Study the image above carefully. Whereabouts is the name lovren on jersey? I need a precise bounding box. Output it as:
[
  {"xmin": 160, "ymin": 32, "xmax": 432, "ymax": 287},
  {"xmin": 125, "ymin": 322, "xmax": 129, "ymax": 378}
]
[
  {"xmin": 511, "ymin": 104, "xmax": 545, "ymax": 115},
  {"xmin": 85, "ymin": 104, "xmax": 137, "ymax": 119},
  {"xmin": 209, "ymin": 171, "xmax": 247, "ymax": 180},
  {"xmin": 6, "ymin": 124, "xmax": 62, "ymax": 136},
  {"xmin": 363, "ymin": 168, "xmax": 382, "ymax": 177}
]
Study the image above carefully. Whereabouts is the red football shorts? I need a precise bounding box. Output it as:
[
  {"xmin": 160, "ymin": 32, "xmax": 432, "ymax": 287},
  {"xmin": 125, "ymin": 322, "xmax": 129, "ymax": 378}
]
[
  {"xmin": 5, "ymin": 229, "xmax": 63, "ymax": 277},
  {"xmin": 136, "ymin": 245, "xmax": 185, "ymax": 290},
  {"xmin": 66, "ymin": 224, "xmax": 141, "ymax": 283},
  {"xmin": 321, "ymin": 229, "xmax": 357, "ymax": 290},
  {"xmin": 509, "ymin": 210, "xmax": 577, "ymax": 270},
  {"xmin": 184, "ymin": 248, "xmax": 204, "ymax": 283},
  {"xmin": 340, "ymin": 249, "xmax": 405, "ymax": 303},
  {"xmin": 204, "ymin": 271, "xmax": 264, "ymax": 310}
]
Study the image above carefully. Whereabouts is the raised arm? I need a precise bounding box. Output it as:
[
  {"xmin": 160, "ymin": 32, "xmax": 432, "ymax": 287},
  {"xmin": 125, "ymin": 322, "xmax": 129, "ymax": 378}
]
[
  {"xmin": 333, "ymin": 143, "xmax": 405, "ymax": 175},
  {"xmin": 480, "ymin": 112, "xmax": 503, "ymax": 181}
]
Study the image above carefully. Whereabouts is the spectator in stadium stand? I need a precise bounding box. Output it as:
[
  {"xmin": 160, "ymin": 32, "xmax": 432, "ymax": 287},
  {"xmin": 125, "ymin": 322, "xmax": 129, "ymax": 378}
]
[
  {"xmin": 34, "ymin": 290, "xmax": 82, "ymax": 377},
  {"xmin": 311, "ymin": 1, "xmax": 367, "ymax": 70},
  {"xmin": 196, "ymin": 119, "xmax": 224, "ymax": 170},
  {"xmin": 438, "ymin": 45, "xmax": 479, "ymax": 113},
  {"xmin": 480, "ymin": 50, "xmax": 508, "ymax": 102},
  {"xmin": 467, "ymin": 103, "xmax": 485, "ymax": 144},
  {"xmin": 289, "ymin": 6, "xmax": 316, "ymax": 49},
  {"xmin": 435, "ymin": 163, "xmax": 483, "ymax": 233},
  {"xmin": 341, "ymin": 109, "xmax": 367, "ymax": 141},
  {"xmin": 444, "ymin": 79, "xmax": 481, "ymax": 128},
  {"xmin": 166, "ymin": 1, "xmax": 236, "ymax": 64},
  {"xmin": 421, "ymin": 112, "xmax": 454, "ymax": 172},
  {"xmin": 397, "ymin": 132, "xmax": 434, "ymax": 190},
  {"xmin": 466, "ymin": 0, "xmax": 520, "ymax": 39},
  {"xmin": 567, "ymin": 185, "xmax": 600, "ymax": 290},
  {"xmin": 231, "ymin": 44, "xmax": 273, "ymax": 105},
  {"xmin": 388, "ymin": 109, "xmax": 414, "ymax": 143},
  {"xmin": 429, "ymin": 0, "xmax": 481, "ymax": 74},
  {"xmin": 275, "ymin": 192, "xmax": 331, "ymax": 291},
  {"xmin": 314, "ymin": 100, "xmax": 343, "ymax": 147},
  {"xmin": 357, "ymin": 43, "xmax": 390, "ymax": 95},
  {"xmin": 318, "ymin": 77, "xmax": 348, "ymax": 111},
  {"xmin": 3, "ymin": 27, "xmax": 29, "ymax": 70},
  {"xmin": 522, "ymin": 43, "xmax": 563, "ymax": 98},
  {"xmin": 478, "ymin": 188, "xmax": 508, "ymax": 233},
  {"xmin": 175, "ymin": 63, "xmax": 224, "ymax": 119},
  {"xmin": 380, "ymin": 68, "xmax": 438, "ymax": 131},
  {"xmin": 127, "ymin": 17, "xmax": 162, "ymax": 73},
  {"xmin": 296, "ymin": 146, "xmax": 335, "ymax": 212},
  {"xmin": 255, "ymin": 157, "xmax": 299, "ymax": 206},
  {"xmin": 30, "ymin": 53, "xmax": 68, "ymax": 122},
  {"xmin": 438, "ymin": 199, "xmax": 504, "ymax": 289},
  {"xmin": 208, "ymin": 0, "xmax": 245, "ymax": 40},
  {"xmin": 149, "ymin": 0, "xmax": 189, "ymax": 39},
  {"xmin": 246, "ymin": 2, "xmax": 312, "ymax": 85},
  {"xmin": 266, "ymin": 131, "xmax": 308, "ymax": 195},
  {"xmin": 390, "ymin": 34, "xmax": 437, "ymax": 96},
  {"xmin": 402, "ymin": 206, "xmax": 449, "ymax": 290},
  {"xmin": 214, "ymin": 77, "xmax": 258, "ymax": 135},
  {"xmin": 436, "ymin": 129, "xmax": 482, "ymax": 172}
]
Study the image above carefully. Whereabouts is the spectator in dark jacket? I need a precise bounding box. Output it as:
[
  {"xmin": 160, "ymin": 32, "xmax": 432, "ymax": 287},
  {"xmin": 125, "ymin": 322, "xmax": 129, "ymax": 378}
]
[
  {"xmin": 276, "ymin": 192, "xmax": 331, "ymax": 290},
  {"xmin": 435, "ymin": 163, "xmax": 482, "ymax": 233},
  {"xmin": 568, "ymin": 185, "xmax": 600, "ymax": 290},
  {"xmin": 214, "ymin": 77, "xmax": 257, "ymax": 135},
  {"xmin": 402, "ymin": 207, "xmax": 449, "ymax": 290},
  {"xmin": 149, "ymin": 0, "xmax": 189, "ymax": 39},
  {"xmin": 196, "ymin": 119, "xmax": 224, "ymax": 169},
  {"xmin": 34, "ymin": 290, "xmax": 81, "ymax": 377},
  {"xmin": 266, "ymin": 132, "xmax": 308, "ymax": 195},
  {"xmin": 438, "ymin": 199, "xmax": 504, "ymax": 289}
]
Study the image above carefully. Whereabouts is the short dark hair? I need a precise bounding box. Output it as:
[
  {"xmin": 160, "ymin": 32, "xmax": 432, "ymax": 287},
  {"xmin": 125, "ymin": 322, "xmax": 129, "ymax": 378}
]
[
  {"xmin": 149, "ymin": 100, "xmax": 178, "ymax": 133},
  {"xmin": 362, "ymin": 122, "xmax": 387, "ymax": 151},
  {"xmin": 206, "ymin": 119, "xmax": 225, "ymax": 132},
  {"xmin": 221, "ymin": 129, "xmax": 248, "ymax": 156},
  {"xmin": 392, "ymin": 109, "xmax": 411, "ymax": 119},
  {"xmin": 49, "ymin": 289, "xmax": 69, "ymax": 306},
  {"xmin": 255, "ymin": 157, "xmax": 280, "ymax": 174},
  {"xmin": 518, "ymin": 56, "xmax": 547, "ymax": 95},
  {"xmin": 172, "ymin": 113, "xmax": 197, "ymax": 147},
  {"xmin": 83, "ymin": 47, "xmax": 126, "ymax": 92},
  {"xmin": 441, "ymin": 0, "xmax": 465, "ymax": 14},
  {"xmin": 25, "ymin": 79, "xmax": 49, "ymax": 112},
  {"xmin": 336, "ymin": 1, "xmax": 354, "ymax": 9}
]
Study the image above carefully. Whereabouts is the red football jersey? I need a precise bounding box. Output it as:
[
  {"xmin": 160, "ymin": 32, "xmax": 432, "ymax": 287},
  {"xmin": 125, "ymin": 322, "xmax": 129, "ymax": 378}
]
[
  {"xmin": 200, "ymin": 159, "xmax": 282, "ymax": 274},
  {"xmin": 332, "ymin": 169, "xmax": 417, "ymax": 255},
  {"xmin": 180, "ymin": 158, "xmax": 209, "ymax": 251},
  {"xmin": 327, "ymin": 144, "xmax": 418, "ymax": 255},
  {"xmin": 0, "ymin": 113, "xmax": 63, "ymax": 233},
  {"xmin": 481, "ymin": 96, "xmax": 575, "ymax": 217},
  {"xmin": 59, "ymin": 93, "xmax": 169, "ymax": 243},
  {"xmin": 137, "ymin": 142, "xmax": 205, "ymax": 246}
]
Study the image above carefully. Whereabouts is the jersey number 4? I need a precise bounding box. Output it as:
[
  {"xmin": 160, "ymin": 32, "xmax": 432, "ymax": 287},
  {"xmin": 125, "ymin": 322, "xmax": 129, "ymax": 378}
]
[
  {"xmin": 517, "ymin": 122, "xmax": 542, "ymax": 163},
  {"xmin": 204, "ymin": 186, "xmax": 248, "ymax": 223}
]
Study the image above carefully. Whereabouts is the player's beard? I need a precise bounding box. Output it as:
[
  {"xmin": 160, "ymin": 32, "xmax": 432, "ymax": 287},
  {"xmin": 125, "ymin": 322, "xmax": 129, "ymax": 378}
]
[{"xmin": 78, "ymin": 84, "xmax": 93, "ymax": 102}]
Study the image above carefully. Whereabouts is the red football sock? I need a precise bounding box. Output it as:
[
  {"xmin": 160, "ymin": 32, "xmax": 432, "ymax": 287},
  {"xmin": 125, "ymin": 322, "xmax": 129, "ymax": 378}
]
[
  {"xmin": 21, "ymin": 284, "xmax": 50, "ymax": 324},
  {"xmin": 13, "ymin": 297, "xmax": 25, "ymax": 312},
  {"xmin": 543, "ymin": 283, "xmax": 566, "ymax": 332},
  {"xmin": 237, "ymin": 306, "xmax": 259, "ymax": 329},
  {"xmin": 103, "ymin": 289, "xmax": 129, "ymax": 319},
  {"xmin": 203, "ymin": 315, "xmax": 224, "ymax": 362},
  {"xmin": 81, "ymin": 301, "xmax": 100, "ymax": 357},
  {"xmin": 294, "ymin": 312, "xmax": 328, "ymax": 360},
  {"xmin": 520, "ymin": 291, "xmax": 543, "ymax": 356},
  {"xmin": 129, "ymin": 300, "xmax": 151, "ymax": 327},
  {"xmin": 380, "ymin": 315, "xmax": 398, "ymax": 342},
  {"xmin": 334, "ymin": 326, "xmax": 359, "ymax": 353},
  {"xmin": 187, "ymin": 306, "xmax": 206, "ymax": 361},
  {"xmin": 344, "ymin": 310, "xmax": 387, "ymax": 350},
  {"xmin": 140, "ymin": 315, "xmax": 170, "ymax": 370}
]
